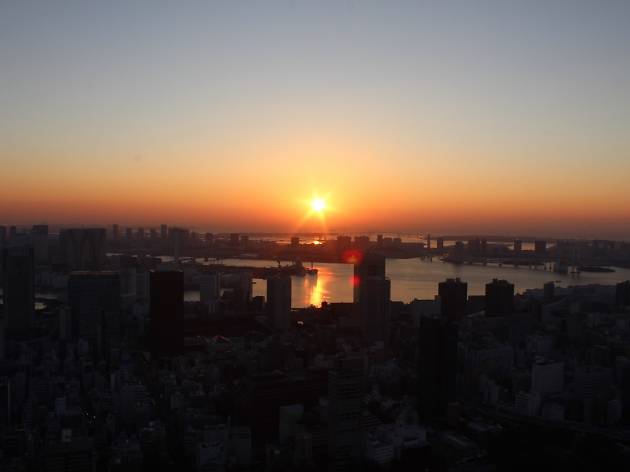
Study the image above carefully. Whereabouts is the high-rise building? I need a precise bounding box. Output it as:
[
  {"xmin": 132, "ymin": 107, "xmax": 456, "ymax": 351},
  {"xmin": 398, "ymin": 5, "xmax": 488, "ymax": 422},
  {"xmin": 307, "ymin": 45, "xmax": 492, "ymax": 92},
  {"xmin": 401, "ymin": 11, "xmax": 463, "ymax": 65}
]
[
  {"xmin": 438, "ymin": 278, "xmax": 467, "ymax": 322},
  {"xmin": 0, "ymin": 226, "xmax": 6, "ymax": 247},
  {"xmin": 534, "ymin": 240, "xmax": 547, "ymax": 255},
  {"xmin": 229, "ymin": 233, "xmax": 240, "ymax": 246},
  {"xmin": 328, "ymin": 355, "xmax": 365, "ymax": 470},
  {"xmin": 160, "ymin": 224, "xmax": 168, "ymax": 240},
  {"xmin": 616, "ymin": 281, "xmax": 630, "ymax": 308},
  {"xmin": 149, "ymin": 271, "xmax": 184, "ymax": 356},
  {"xmin": 485, "ymin": 279, "xmax": 515, "ymax": 316},
  {"xmin": 199, "ymin": 272, "xmax": 220, "ymax": 313},
  {"xmin": 417, "ymin": 317, "xmax": 458, "ymax": 422},
  {"xmin": 112, "ymin": 224, "xmax": 119, "ymax": 240},
  {"xmin": 2, "ymin": 246, "xmax": 34, "ymax": 340},
  {"xmin": 125, "ymin": 227, "xmax": 133, "ymax": 239},
  {"xmin": 59, "ymin": 228, "xmax": 106, "ymax": 271},
  {"xmin": 354, "ymin": 253, "xmax": 390, "ymax": 345},
  {"xmin": 31, "ymin": 224, "xmax": 49, "ymax": 265},
  {"xmin": 136, "ymin": 227, "xmax": 144, "ymax": 240},
  {"xmin": 68, "ymin": 271, "xmax": 121, "ymax": 357},
  {"xmin": 170, "ymin": 228, "xmax": 188, "ymax": 260},
  {"xmin": 267, "ymin": 275, "xmax": 292, "ymax": 332}
]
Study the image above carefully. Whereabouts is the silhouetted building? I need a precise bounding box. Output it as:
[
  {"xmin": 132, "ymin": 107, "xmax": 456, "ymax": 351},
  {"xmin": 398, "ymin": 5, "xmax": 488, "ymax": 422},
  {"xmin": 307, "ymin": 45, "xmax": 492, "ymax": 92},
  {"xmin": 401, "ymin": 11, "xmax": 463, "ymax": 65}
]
[
  {"xmin": 160, "ymin": 224, "xmax": 168, "ymax": 240},
  {"xmin": 436, "ymin": 237, "xmax": 444, "ymax": 250},
  {"xmin": 149, "ymin": 271, "xmax": 184, "ymax": 356},
  {"xmin": 200, "ymin": 272, "xmax": 220, "ymax": 314},
  {"xmin": 290, "ymin": 236, "xmax": 300, "ymax": 247},
  {"xmin": 418, "ymin": 317, "xmax": 457, "ymax": 422},
  {"xmin": 59, "ymin": 228, "xmax": 106, "ymax": 271},
  {"xmin": 354, "ymin": 253, "xmax": 390, "ymax": 345},
  {"xmin": 169, "ymin": 228, "xmax": 188, "ymax": 260},
  {"xmin": 267, "ymin": 274, "xmax": 292, "ymax": 332},
  {"xmin": 31, "ymin": 224, "xmax": 49, "ymax": 265},
  {"xmin": 2, "ymin": 246, "xmax": 34, "ymax": 340},
  {"xmin": 616, "ymin": 281, "xmax": 630, "ymax": 308},
  {"xmin": 535, "ymin": 240, "xmax": 547, "ymax": 255},
  {"xmin": 438, "ymin": 278, "xmax": 467, "ymax": 322},
  {"xmin": 328, "ymin": 355, "xmax": 365, "ymax": 470},
  {"xmin": 68, "ymin": 271, "xmax": 121, "ymax": 358},
  {"xmin": 230, "ymin": 233, "xmax": 240, "ymax": 246},
  {"xmin": 111, "ymin": 224, "xmax": 119, "ymax": 240},
  {"xmin": 485, "ymin": 279, "xmax": 515, "ymax": 316}
]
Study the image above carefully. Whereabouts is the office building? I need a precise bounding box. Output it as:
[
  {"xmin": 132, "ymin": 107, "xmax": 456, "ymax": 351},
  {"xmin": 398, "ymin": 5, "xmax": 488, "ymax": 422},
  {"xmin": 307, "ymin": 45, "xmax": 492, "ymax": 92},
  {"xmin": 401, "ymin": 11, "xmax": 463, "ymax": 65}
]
[
  {"xmin": 31, "ymin": 224, "xmax": 49, "ymax": 265},
  {"xmin": 328, "ymin": 355, "xmax": 365, "ymax": 470},
  {"xmin": 2, "ymin": 246, "xmax": 34, "ymax": 340},
  {"xmin": 199, "ymin": 272, "xmax": 220, "ymax": 313},
  {"xmin": 354, "ymin": 253, "xmax": 390, "ymax": 345},
  {"xmin": 68, "ymin": 271, "xmax": 121, "ymax": 357},
  {"xmin": 417, "ymin": 317, "xmax": 458, "ymax": 422},
  {"xmin": 59, "ymin": 228, "xmax": 106, "ymax": 271},
  {"xmin": 267, "ymin": 274, "xmax": 292, "ymax": 332},
  {"xmin": 149, "ymin": 271, "xmax": 184, "ymax": 356},
  {"xmin": 485, "ymin": 279, "xmax": 515, "ymax": 317},
  {"xmin": 438, "ymin": 278, "xmax": 467, "ymax": 322}
]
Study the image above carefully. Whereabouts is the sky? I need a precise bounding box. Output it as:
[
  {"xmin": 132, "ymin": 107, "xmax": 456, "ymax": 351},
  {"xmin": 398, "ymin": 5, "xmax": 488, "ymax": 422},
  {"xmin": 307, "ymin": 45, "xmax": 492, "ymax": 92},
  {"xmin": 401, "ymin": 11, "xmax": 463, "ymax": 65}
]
[{"xmin": 1, "ymin": 1, "xmax": 629, "ymax": 238}]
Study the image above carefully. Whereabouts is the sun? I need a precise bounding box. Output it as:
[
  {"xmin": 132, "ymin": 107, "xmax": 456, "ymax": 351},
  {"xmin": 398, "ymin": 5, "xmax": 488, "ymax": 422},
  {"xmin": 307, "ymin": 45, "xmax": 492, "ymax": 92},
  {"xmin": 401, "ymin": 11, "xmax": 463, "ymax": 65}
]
[{"xmin": 311, "ymin": 197, "xmax": 326, "ymax": 213}]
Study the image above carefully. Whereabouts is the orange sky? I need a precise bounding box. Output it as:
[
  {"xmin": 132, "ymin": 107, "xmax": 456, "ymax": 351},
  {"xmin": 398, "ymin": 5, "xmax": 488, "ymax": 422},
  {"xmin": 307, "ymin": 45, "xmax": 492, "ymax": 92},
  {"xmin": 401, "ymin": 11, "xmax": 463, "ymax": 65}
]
[{"xmin": 2, "ymin": 2, "xmax": 630, "ymax": 239}]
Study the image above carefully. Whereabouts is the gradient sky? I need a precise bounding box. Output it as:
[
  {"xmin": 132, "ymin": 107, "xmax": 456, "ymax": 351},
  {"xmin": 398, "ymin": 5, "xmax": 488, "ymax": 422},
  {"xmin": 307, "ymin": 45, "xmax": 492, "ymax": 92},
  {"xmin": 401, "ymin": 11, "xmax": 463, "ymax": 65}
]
[{"xmin": 1, "ymin": 1, "xmax": 629, "ymax": 238}]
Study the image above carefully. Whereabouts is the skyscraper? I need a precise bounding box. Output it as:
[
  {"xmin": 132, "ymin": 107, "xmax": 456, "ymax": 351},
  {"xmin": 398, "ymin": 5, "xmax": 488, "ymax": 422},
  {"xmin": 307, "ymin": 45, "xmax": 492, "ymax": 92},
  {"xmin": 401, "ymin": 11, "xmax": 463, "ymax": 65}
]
[
  {"xmin": 149, "ymin": 271, "xmax": 184, "ymax": 356},
  {"xmin": 438, "ymin": 278, "xmax": 467, "ymax": 322},
  {"xmin": 485, "ymin": 279, "xmax": 515, "ymax": 317},
  {"xmin": 2, "ymin": 246, "xmax": 34, "ymax": 340},
  {"xmin": 353, "ymin": 253, "xmax": 390, "ymax": 345},
  {"xmin": 59, "ymin": 228, "xmax": 106, "ymax": 271},
  {"xmin": 31, "ymin": 224, "xmax": 49, "ymax": 266},
  {"xmin": 68, "ymin": 271, "xmax": 121, "ymax": 358},
  {"xmin": 160, "ymin": 224, "xmax": 168, "ymax": 240},
  {"xmin": 200, "ymin": 272, "xmax": 220, "ymax": 314},
  {"xmin": 417, "ymin": 316, "xmax": 458, "ymax": 422},
  {"xmin": 267, "ymin": 274, "xmax": 292, "ymax": 332}
]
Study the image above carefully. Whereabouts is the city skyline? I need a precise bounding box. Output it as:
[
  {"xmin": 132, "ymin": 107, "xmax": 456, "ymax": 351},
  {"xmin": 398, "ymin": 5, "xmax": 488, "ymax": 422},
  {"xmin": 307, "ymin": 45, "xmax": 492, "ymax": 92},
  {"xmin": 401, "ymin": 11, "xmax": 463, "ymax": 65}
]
[{"xmin": 2, "ymin": 1, "xmax": 630, "ymax": 238}]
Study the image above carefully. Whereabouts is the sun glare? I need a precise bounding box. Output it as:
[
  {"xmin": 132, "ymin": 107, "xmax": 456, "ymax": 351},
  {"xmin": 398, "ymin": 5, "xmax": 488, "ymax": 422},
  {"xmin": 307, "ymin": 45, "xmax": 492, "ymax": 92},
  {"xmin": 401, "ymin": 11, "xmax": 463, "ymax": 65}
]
[{"xmin": 311, "ymin": 197, "xmax": 326, "ymax": 213}]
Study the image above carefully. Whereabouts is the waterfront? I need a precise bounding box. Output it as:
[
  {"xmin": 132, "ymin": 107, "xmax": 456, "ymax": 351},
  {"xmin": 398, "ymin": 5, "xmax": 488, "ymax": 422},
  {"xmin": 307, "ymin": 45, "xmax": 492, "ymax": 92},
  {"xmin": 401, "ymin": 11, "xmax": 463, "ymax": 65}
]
[{"xmin": 185, "ymin": 257, "xmax": 630, "ymax": 307}]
